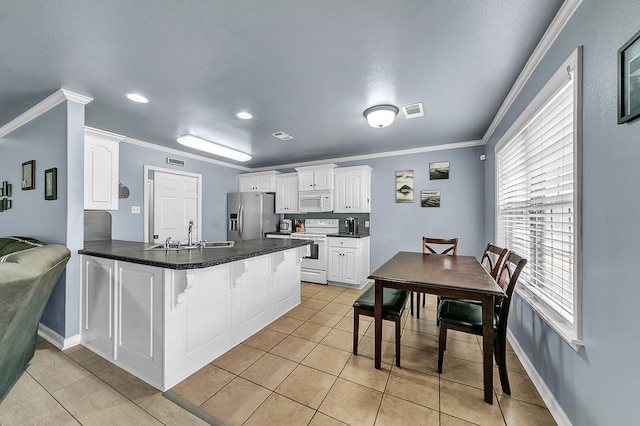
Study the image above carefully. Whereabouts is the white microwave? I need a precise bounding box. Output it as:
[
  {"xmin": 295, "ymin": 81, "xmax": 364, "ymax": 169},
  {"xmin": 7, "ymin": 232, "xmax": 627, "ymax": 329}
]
[{"xmin": 299, "ymin": 190, "xmax": 333, "ymax": 212}]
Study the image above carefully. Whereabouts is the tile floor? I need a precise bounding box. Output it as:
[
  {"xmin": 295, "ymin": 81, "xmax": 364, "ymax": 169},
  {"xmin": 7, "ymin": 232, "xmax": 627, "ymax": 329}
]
[{"xmin": 0, "ymin": 282, "xmax": 556, "ymax": 426}]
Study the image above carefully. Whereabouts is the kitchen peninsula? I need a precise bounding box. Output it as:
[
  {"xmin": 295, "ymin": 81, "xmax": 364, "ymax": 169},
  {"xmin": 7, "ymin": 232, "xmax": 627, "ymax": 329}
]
[{"xmin": 78, "ymin": 238, "xmax": 311, "ymax": 391}]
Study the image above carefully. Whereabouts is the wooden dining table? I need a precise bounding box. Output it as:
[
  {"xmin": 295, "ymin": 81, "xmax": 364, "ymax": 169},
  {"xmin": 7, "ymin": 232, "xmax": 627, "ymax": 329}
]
[{"xmin": 368, "ymin": 252, "xmax": 504, "ymax": 404}]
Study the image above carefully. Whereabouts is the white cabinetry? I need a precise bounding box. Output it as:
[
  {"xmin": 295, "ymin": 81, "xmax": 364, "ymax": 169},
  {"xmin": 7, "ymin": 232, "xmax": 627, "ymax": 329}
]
[
  {"xmin": 296, "ymin": 164, "xmax": 336, "ymax": 191},
  {"xmin": 275, "ymin": 173, "xmax": 299, "ymax": 213},
  {"xmin": 333, "ymin": 166, "xmax": 372, "ymax": 213},
  {"xmin": 84, "ymin": 129, "xmax": 121, "ymax": 210},
  {"xmin": 327, "ymin": 237, "xmax": 370, "ymax": 287},
  {"xmin": 239, "ymin": 171, "xmax": 279, "ymax": 192}
]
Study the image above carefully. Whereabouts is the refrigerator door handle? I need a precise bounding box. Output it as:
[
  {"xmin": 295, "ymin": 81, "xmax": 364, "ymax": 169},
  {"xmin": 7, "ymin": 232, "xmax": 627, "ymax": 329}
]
[{"xmin": 238, "ymin": 204, "xmax": 244, "ymax": 237}]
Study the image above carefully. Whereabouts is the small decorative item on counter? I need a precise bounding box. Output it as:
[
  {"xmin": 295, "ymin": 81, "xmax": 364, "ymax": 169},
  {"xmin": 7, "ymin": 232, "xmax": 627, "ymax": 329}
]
[{"xmin": 295, "ymin": 219, "xmax": 305, "ymax": 233}]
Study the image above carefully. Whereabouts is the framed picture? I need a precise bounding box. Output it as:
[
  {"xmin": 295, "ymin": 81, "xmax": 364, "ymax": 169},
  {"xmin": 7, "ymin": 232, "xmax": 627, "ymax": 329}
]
[
  {"xmin": 421, "ymin": 190, "xmax": 441, "ymax": 207},
  {"xmin": 396, "ymin": 170, "xmax": 414, "ymax": 203},
  {"xmin": 429, "ymin": 161, "xmax": 450, "ymax": 180},
  {"xmin": 618, "ymin": 28, "xmax": 640, "ymax": 124},
  {"xmin": 22, "ymin": 160, "xmax": 35, "ymax": 190},
  {"xmin": 45, "ymin": 168, "xmax": 57, "ymax": 200}
]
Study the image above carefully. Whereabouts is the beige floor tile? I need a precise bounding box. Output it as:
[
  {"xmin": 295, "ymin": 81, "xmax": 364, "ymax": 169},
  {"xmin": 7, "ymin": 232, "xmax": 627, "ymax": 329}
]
[
  {"xmin": 398, "ymin": 345, "xmax": 440, "ymax": 376},
  {"xmin": 444, "ymin": 338, "xmax": 484, "ymax": 364},
  {"xmin": 32, "ymin": 338, "xmax": 64, "ymax": 364},
  {"xmin": 270, "ymin": 335, "xmax": 318, "ymax": 362},
  {"xmin": 64, "ymin": 345, "xmax": 118, "ymax": 378},
  {"xmin": 339, "ymin": 355, "xmax": 391, "ymax": 392},
  {"xmin": 240, "ymin": 353, "xmax": 298, "ymax": 390},
  {"xmin": 171, "ymin": 364, "xmax": 235, "ymax": 406},
  {"xmin": 320, "ymin": 328, "xmax": 354, "ymax": 352},
  {"xmin": 244, "ymin": 393, "xmax": 316, "ymax": 426},
  {"xmin": 309, "ymin": 412, "xmax": 350, "ymax": 425},
  {"xmin": 335, "ymin": 315, "xmax": 371, "ymax": 333},
  {"xmin": 243, "ymin": 328, "xmax": 288, "ymax": 351},
  {"xmin": 440, "ymin": 356, "xmax": 484, "ymax": 389},
  {"xmin": 285, "ymin": 305, "xmax": 319, "ymax": 321},
  {"xmin": 302, "ymin": 287, "xmax": 322, "ymax": 298},
  {"xmin": 449, "ymin": 329, "xmax": 482, "ymax": 343},
  {"xmin": 321, "ymin": 285, "xmax": 346, "ymax": 294},
  {"xmin": 308, "ymin": 310, "xmax": 344, "ymax": 328},
  {"xmin": 355, "ymin": 336, "xmax": 397, "ymax": 366},
  {"xmin": 332, "ymin": 294, "xmax": 358, "ymax": 306},
  {"xmin": 321, "ymin": 302, "xmax": 353, "ymax": 316},
  {"xmin": 312, "ymin": 291, "xmax": 340, "ymax": 302},
  {"xmin": 375, "ymin": 393, "xmax": 439, "ymax": 426},
  {"xmin": 403, "ymin": 316, "xmax": 439, "ymax": 336},
  {"xmin": 493, "ymin": 369, "xmax": 545, "ymax": 407},
  {"xmin": 211, "ymin": 343, "xmax": 266, "ymax": 375},
  {"xmin": 200, "ymin": 377, "xmax": 271, "ymax": 426},
  {"xmin": 400, "ymin": 329, "xmax": 439, "ymax": 353},
  {"xmin": 498, "ymin": 397, "xmax": 557, "ymax": 426},
  {"xmin": 98, "ymin": 364, "xmax": 160, "ymax": 405},
  {"xmin": 440, "ymin": 379, "xmax": 505, "ymax": 426},
  {"xmin": 441, "ymin": 413, "xmax": 478, "ymax": 425},
  {"xmin": 276, "ymin": 365, "xmax": 337, "ymax": 409},
  {"xmin": 52, "ymin": 375, "xmax": 162, "ymax": 425},
  {"xmin": 301, "ymin": 298, "xmax": 330, "ymax": 310},
  {"xmin": 291, "ymin": 322, "xmax": 333, "ymax": 343},
  {"xmin": 504, "ymin": 351, "xmax": 526, "ymax": 375},
  {"xmin": 364, "ymin": 323, "xmax": 397, "ymax": 343},
  {"xmin": 0, "ymin": 373, "xmax": 80, "ymax": 426},
  {"xmin": 27, "ymin": 350, "xmax": 91, "ymax": 394},
  {"xmin": 385, "ymin": 366, "xmax": 439, "ymax": 411},
  {"xmin": 266, "ymin": 315, "xmax": 305, "ymax": 334},
  {"xmin": 302, "ymin": 344, "xmax": 351, "ymax": 376},
  {"xmin": 319, "ymin": 378, "xmax": 383, "ymax": 426},
  {"xmin": 139, "ymin": 393, "xmax": 210, "ymax": 426}
]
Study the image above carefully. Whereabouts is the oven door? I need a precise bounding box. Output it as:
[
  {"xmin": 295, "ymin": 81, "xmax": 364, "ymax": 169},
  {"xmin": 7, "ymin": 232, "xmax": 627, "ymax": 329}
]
[{"xmin": 300, "ymin": 239, "xmax": 326, "ymax": 271}]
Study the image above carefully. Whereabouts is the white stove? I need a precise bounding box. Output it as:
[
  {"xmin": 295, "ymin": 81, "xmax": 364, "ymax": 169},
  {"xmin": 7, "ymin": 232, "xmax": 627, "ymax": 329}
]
[{"xmin": 290, "ymin": 219, "xmax": 339, "ymax": 284}]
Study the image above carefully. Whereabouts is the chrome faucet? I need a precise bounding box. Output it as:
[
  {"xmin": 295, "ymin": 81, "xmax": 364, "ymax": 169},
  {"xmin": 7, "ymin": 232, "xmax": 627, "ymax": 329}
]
[
  {"xmin": 187, "ymin": 220, "xmax": 194, "ymax": 247},
  {"xmin": 164, "ymin": 236, "xmax": 172, "ymax": 249}
]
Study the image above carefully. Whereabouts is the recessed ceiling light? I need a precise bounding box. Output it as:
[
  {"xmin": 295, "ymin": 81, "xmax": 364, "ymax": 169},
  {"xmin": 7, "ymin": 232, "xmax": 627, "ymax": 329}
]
[
  {"xmin": 236, "ymin": 111, "xmax": 253, "ymax": 120},
  {"xmin": 177, "ymin": 135, "xmax": 252, "ymax": 162},
  {"xmin": 126, "ymin": 93, "xmax": 149, "ymax": 103}
]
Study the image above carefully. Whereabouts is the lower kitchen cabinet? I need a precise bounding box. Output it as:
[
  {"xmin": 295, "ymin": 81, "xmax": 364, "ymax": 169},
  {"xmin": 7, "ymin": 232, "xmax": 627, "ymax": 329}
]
[{"xmin": 327, "ymin": 237, "xmax": 370, "ymax": 287}]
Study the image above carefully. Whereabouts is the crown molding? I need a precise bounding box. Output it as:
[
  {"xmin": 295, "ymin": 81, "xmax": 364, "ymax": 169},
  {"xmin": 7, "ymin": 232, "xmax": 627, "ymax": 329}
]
[
  {"xmin": 0, "ymin": 88, "xmax": 93, "ymax": 138},
  {"xmin": 85, "ymin": 126, "xmax": 125, "ymax": 142},
  {"xmin": 250, "ymin": 139, "xmax": 483, "ymax": 172},
  {"xmin": 481, "ymin": 0, "xmax": 583, "ymax": 145}
]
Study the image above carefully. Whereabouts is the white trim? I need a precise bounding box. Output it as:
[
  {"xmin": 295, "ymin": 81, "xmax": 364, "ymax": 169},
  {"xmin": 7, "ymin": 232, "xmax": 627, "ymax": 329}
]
[
  {"xmin": 85, "ymin": 126, "xmax": 124, "ymax": 143},
  {"xmin": 250, "ymin": 139, "xmax": 483, "ymax": 172},
  {"xmin": 482, "ymin": 0, "xmax": 583, "ymax": 145},
  {"xmin": 507, "ymin": 329, "xmax": 573, "ymax": 426},
  {"xmin": 0, "ymin": 89, "xmax": 93, "ymax": 138},
  {"xmin": 37, "ymin": 323, "xmax": 81, "ymax": 350}
]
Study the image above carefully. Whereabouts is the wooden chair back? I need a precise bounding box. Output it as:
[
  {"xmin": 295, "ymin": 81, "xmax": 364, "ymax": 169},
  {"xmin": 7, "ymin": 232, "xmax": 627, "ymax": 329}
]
[
  {"xmin": 495, "ymin": 252, "xmax": 527, "ymax": 329},
  {"xmin": 480, "ymin": 243, "xmax": 509, "ymax": 279},
  {"xmin": 422, "ymin": 237, "xmax": 458, "ymax": 255}
]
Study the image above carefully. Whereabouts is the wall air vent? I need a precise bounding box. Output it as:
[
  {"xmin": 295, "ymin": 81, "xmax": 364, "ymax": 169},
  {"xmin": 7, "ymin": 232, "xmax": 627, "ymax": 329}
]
[
  {"xmin": 166, "ymin": 157, "xmax": 185, "ymax": 167},
  {"xmin": 401, "ymin": 102, "xmax": 424, "ymax": 119},
  {"xmin": 270, "ymin": 131, "xmax": 294, "ymax": 141}
]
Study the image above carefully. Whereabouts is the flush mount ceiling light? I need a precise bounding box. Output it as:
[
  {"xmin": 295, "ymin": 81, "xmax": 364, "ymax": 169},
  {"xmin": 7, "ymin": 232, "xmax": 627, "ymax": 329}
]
[
  {"xmin": 236, "ymin": 111, "xmax": 253, "ymax": 120},
  {"xmin": 363, "ymin": 104, "xmax": 399, "ymax": 128},
  {"xmin": 126, "ymin": 93, "xmax": 149, "ymax": 103},
  {"xmin": 177, "ymin": 135, "xmax": 252, "ymax": 162}
]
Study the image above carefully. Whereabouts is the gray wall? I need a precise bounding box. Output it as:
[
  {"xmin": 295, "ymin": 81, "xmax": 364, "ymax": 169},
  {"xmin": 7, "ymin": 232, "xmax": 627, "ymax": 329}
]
[{"xmin": 483, "ymin": 0, "xmax": 640, "ymax": 423}]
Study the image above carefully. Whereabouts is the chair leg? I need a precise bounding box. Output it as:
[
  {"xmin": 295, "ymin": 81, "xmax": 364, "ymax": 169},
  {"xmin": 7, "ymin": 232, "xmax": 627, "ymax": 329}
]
[
  {"xmin": 438, "ymin": 324, "xmax": 447, "ymax": 373},
  {"xmin": 497, "ymin": 335, "xmax": 511, "ymax": 394},
  {"xmin": 353, "ymin": 309, "xmax": 359, "ymax": 355},
  {"xmin": 395, "ymin": 316, "xmax": 401, "ymax": 367},
  {"xmin": 416, "ymin": 294, "xmax": 421, "ymax": 319},
  {"xmin": 410, "ymin": 292, "xmax": 414, "ymax": 315},
  {"xmin": 422, "ymin": 293, "xmax": 426, "ymax": 308}
]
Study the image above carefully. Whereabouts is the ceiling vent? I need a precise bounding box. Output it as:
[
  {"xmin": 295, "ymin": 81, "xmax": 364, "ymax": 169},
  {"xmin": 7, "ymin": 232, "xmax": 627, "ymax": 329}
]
[
  {"xmin": 166, "ymin": 157, "xmax": 185, "ymax": 167},
  {"xmin": 401, "ymin": 102, "xmax": 424, "ymax": 119},
  {"xmin": 271, "ymin": 131, "xmax": 294, "ymax": 141}
]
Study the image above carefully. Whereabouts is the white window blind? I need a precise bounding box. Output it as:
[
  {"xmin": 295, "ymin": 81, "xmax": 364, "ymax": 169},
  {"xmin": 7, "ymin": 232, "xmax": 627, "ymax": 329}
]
[{"xmin": 496, "ymin": 63, "xmax": 578, "ymax": 330}]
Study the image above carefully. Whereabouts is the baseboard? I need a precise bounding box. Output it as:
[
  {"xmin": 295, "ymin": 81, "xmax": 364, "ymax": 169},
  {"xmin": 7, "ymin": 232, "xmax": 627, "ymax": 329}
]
[
  {"xmin": 507, "ymin": 329, "xmax": 573, "ymax": 426},
  {"xmin": 37, "ymin": 323, "xmax": 81, "ymax": 350}
]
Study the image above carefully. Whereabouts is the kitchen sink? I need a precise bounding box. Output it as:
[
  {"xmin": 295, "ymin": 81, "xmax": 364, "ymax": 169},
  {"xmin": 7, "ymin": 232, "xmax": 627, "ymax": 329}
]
[{"xmin": 145, "ymin": 241, "xmax": 235, "ymax": 250}]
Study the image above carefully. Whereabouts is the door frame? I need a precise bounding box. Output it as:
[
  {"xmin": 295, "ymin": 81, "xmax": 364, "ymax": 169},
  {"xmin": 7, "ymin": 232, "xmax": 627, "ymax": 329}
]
[{"xmin": 143, "ymin": 165, "xmax": 203, "ymax": 243}]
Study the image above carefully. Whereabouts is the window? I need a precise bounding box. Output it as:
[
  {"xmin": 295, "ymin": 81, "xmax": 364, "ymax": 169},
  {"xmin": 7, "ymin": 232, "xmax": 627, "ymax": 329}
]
[{"xmin": 495, "ymin": 48, "xmax": 582, "ymax": 348}]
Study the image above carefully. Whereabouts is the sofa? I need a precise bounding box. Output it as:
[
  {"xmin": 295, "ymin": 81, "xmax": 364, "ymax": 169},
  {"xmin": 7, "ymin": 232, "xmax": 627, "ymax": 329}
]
[{"xmin": 0, "ymin": 236, "xmax": 71, "ymax": 403}]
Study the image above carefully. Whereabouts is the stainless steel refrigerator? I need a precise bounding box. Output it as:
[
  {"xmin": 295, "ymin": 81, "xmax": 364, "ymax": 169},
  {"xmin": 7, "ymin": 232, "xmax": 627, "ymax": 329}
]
[{"xmin": 227, "ymin": 192, "xmax": 278, "ymax": 241}]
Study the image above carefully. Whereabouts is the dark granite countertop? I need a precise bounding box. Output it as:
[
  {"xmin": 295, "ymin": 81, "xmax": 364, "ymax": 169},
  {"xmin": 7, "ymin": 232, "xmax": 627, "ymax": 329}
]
[
  {"xmin": 265, "ymin": 232, "xmax": 293, "ymax": 236},
  {"xmin": 327, "ymin": 233, "xmax": 370, "ymax": 238},
  {"xmin": 79, "ymin": 239, "xmax": 312, "ymax": 270}
]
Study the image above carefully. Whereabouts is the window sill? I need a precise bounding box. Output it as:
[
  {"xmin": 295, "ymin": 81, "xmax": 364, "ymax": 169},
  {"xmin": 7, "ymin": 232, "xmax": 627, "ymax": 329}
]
[{"xmin": 514, "ymin": 287, "xmax": 584, "ymax": 352}]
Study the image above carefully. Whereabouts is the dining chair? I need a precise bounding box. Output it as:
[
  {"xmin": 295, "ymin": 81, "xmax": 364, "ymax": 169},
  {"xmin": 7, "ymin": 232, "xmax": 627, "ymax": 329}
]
[
  {"xmin": 436, "ymin": 251, "xmax": 527, "ymax": 394},
  {"xmin": 353, "ymin": 286, "xmax": 409, "ymax": 367},
  {"xmin": 480, "ymin": 243, "xmax": 509, "ymax": 279},
  {"xmin": 412, "ymin": 237, "xmax": 458, "ymax": 318}
]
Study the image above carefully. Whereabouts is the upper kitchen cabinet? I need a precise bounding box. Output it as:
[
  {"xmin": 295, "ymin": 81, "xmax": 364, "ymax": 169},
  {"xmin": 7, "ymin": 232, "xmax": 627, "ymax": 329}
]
[
  {"xmin": 333, "ymin": 165, "xmax": 372, "ymax": 213},
  {"xmin": 84, "ymin": 128, "xmax": 122, "ymax": 210},
  {"xmin": 296, "ymin": 164, "xmax": 336, "ymax": 191},
  {"xmin": 239, "ymin": 171, "xmax": 279, "ymax": 192},
  {"xmin": 275, "ymin": 173, "xmax": 299, "ymax": 213}
]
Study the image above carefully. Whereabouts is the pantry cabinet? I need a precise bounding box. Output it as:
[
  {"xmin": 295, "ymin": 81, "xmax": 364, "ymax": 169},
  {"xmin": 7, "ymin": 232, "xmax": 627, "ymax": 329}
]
[
  {"xmin": 239, "ymin": 170, "xmax": 279, "ymax": 192},
  {"xmin": 296, "ymin": 164, "xmax": 336, "ymax": 191},
  {"xmin": 327, "ymin": 236, "xmax": 370, "ymax": 287},
  {"xmin": 333, "ymin": 166, "xmax": 372, "ymax": 213},
  {"xmin": 275, "ymin": 173, "xmax": 299, "ymax": 213},
  {"xmin": 84, "ymin": 129, "xmax": 121, "ymax": 210}
]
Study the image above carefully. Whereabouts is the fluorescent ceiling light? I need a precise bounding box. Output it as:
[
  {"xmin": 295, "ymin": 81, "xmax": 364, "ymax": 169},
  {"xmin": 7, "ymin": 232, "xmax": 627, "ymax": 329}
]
[
  {"xmin": 363, "ymin": 104, "xmax": 399, "ymax": 128},
  {"xmin": 236, "ymin": 111, "xmax": 253, "ymax": 119},
  {"xmin": 177, "ymin": 135, "xmax": 252, "ymax": 162},
  {"xmin": 126, "ymin": 93, "xmax": 149, "ymax": 103}
]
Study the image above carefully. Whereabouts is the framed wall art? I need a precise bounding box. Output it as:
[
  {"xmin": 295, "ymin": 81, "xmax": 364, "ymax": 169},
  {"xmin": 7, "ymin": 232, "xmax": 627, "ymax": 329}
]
[
  {"xmin": 21, "ymin": 160, "xmax": 35, "ymax": 190},
  {"xmin": 421, "ymin": 190, "xmax": 441, "ymax": 207},
  {"xmin": 395, "ymin": 170, "xmax": 414, "ymax": 203},
  {"xmin": 429, "ymin": 161, "xmax": 450, "ymax": 180},
  {"xmin": 45, "ymin": 168, "xmax": 57, "ymax": 200},
  {"xmin": 618, "ymin": 28, "xmax": 640, "ymax": 124}
]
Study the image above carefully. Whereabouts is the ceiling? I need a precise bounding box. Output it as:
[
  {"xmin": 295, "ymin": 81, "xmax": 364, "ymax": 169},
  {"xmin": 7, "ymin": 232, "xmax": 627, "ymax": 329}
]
[{"xmin": 0, "ymin": 1, "xmax": 563, "ymax": 168}]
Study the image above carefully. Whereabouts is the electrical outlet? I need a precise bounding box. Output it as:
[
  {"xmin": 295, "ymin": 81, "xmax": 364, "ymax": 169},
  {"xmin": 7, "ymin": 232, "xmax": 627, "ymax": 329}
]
[
  {"xmin": 365, "ymin": 220, "xmax": 370, "ymax": 228},
  {"xmin": 131, "ymin": 206, "xmax": 141, "ymax": 214}
]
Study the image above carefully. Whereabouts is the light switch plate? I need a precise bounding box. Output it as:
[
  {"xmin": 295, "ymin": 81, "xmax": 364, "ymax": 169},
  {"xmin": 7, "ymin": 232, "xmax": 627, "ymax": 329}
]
[
  {"xmin": 365, "ymin": 220, "xmax": 370, "ymax": 228},
  {"xmin": 131, "ymin": 206, "xmax": 141, "ymax": 214}
]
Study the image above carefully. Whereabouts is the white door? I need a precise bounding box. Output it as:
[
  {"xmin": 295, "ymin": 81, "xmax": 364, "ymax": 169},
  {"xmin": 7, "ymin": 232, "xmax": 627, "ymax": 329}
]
[{"xmin": 153, "ymin": 171, "xmax": 199, "ymax": 244}]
